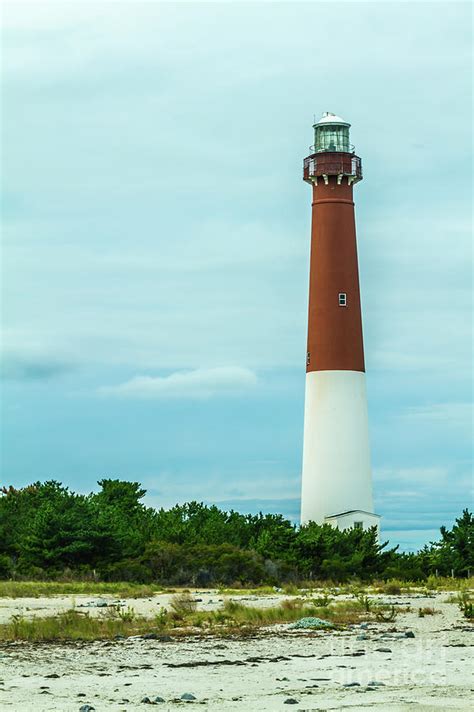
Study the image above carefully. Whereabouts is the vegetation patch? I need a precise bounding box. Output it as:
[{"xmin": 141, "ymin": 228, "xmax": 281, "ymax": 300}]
[
  {"xmin": 0, "ymin": 481, "xmax": 472, "ymax": 586},
  {"xmin": 418, "ymin": 607, "xmax": 440, "ymax": 617},
  {"xmin": 0, "ymin": 581, "xmax": 158, "ymax": 599},
  {"xmin": 0, "ymin": 596, "xmax": 375, "ymax": 642}
]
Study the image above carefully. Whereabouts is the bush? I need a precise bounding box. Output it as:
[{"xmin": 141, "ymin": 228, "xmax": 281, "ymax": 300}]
[
  {"xmin": 1, "ymin": 481, "xmax": 472, "ymax": 587},
  {"xmin": 170, "ymin": 592, "xmax": 197, "ymax": 618},
  {"xmin": 382, "ymin": 580, "xmax": 402, "ymax": 595}
]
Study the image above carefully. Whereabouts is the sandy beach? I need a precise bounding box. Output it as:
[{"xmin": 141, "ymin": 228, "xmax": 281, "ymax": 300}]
[{"xmin": 0, "ymin": 590, "xmax": 472, "ymax": 711}]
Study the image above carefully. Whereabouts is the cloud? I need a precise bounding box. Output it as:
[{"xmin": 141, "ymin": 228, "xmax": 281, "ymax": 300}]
[
  {"xmin": 402, "ymin": 403, "xmax": 473, "ymax": 430},
  {"xmin": 99, "ymin": 366, "xmax": 258, "ymax": 400},
  {"xmin": 1, "ymin": 351, "xmax": 75, "ymax": 381}
]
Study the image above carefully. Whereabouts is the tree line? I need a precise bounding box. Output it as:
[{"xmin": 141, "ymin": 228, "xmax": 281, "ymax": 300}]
[{"xmin": 0, "ymin": 480, "xmax": 472, "ymax": 584}]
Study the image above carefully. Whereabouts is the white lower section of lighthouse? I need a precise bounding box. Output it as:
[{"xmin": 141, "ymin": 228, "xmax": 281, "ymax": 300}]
[{"xmin": 300, "ymin": 370, "xmax": 380, "ymax": 533}]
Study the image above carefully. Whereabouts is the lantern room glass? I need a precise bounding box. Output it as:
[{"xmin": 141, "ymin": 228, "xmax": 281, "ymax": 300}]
[{"xmin": 314, "ymin": 124, "xmax": 350, "ymax": 153}]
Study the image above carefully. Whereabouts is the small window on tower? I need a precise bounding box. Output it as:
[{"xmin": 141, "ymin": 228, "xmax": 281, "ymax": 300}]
[
  {"xmin": 354, "ymin": 521, "xmax": 363, "ymax": 530},
  {"xmin": 339, "ymin": 292, "xmax": 347, "ymax": 307}
]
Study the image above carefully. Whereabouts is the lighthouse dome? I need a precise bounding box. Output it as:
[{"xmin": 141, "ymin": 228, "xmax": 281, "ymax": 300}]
[
  {"xmin": 313, "ymin": 112, "xmax": 351, "ymax": 153},
  {"xmin": 315, "ymin": 112, "xmax": 350, "ymax": 127}
]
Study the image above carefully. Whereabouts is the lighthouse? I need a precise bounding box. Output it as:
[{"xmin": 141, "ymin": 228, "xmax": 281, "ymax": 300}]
[{"xmin": 300, "ymin": 112, "xmax": 380, "ymax": 534}]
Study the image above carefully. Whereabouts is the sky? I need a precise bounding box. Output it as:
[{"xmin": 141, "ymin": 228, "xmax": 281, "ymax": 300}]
[{"xmin": 1, "ymin": 1, "xmax": 472, "ymax": 551}]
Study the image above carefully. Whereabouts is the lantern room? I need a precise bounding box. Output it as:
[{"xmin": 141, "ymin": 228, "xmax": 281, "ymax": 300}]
[{"xmin": 313, "ymin": 112, "xmax": 351, "ymax": 153}]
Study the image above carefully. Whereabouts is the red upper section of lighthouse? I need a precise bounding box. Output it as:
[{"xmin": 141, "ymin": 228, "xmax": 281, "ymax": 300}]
[{"xmin": 303, "ymin": 116, "xmax": 365, "ymax": 373}]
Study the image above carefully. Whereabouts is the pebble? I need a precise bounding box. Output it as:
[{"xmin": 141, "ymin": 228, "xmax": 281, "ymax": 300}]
[
  {"xmin": 181, "ymin": 693, "xmax": 197, "ymax": 700},
  {"xmin": 141, "ymin": 697, "xmax": 152, "ymax": 704},
  {"xmin": 283, "ymin": 700, "xmax": 299, "ymax": 705},
  {"xmin": 154, "ymin": 697, "xmax": 166, "ymax": 703},
  {"xmin": 343, "ymin": 682, "xmax": 360, "ymax": 687},
  {"xmin": 405, "ymin": 630, "xmax": 415, "ymax": 638},
  {"xmin": 375, "ymin": 647, "xmax": 392, "ymax": 653},
  {"xmin": 79, "ymin": 706, "xmax": 95, "ymax": 712}
]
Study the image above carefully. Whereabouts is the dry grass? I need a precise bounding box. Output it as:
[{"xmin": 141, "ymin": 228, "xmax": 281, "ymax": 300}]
[
  {"xmin": 170, "ymin": 592, "xmax": 198, "ymax": 618},
  {"xmin": 0, "ymin": 596, "xmax": 372, "ymax": 642},
  {"xmin": 418, "ymin": 607, "xmax": 440, "ymax": 617},
  {"xmin": 217, "ymin": 586, "xmax": 276, "ymax": 596},
  {"xmin": 0, "ymin": 609, "xmax": 147, "ymax": 642},
  {"xmin": 182, "ymin": 597, "xmax": 368, "ymax": 630},
  {"xmin": 0, "ymin": 581, "xmax": 159, "ymax": 599}
]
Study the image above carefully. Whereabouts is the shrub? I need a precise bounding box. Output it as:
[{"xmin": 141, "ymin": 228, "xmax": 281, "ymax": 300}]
[
  {"xmin": 170, "ymin": 592, "xmax": 197, "ymax": 618},
  {"xmin": 418, "ymin": 607, "xmax": 440, "ymax": 617},
  {"xmin": 382, "ymin": 580, "xmax": 402, "ymax": 595},
  {"xmin": 457, "ymin": 591, "xmax": 473, "ymax": 620}
]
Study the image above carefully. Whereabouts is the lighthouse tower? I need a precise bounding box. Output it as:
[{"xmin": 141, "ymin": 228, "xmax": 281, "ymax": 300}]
[{"xmin": 300, "ymin": 112, "xmax": 380, "ymax": 533}]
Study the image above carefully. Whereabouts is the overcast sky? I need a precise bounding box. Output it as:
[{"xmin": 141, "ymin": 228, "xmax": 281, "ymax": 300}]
[{"xmin": 1, "ymin": 1, "xmax": 472, "ymax": 550}]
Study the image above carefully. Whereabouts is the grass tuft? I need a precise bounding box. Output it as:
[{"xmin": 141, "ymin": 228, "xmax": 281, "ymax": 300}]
[
  {"xmin": 418, "ymin": 607, "xmax": 440, "ymax": 617},
  {"xmin": 170, "ymin": 592, "xmax": 197, "ymax": 619}
]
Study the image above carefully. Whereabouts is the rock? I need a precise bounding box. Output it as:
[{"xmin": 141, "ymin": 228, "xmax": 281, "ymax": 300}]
[
  {"xmin": 290, "ymin": 617, "xmax": 334, "ymax": 629},
  {"xmin": 77, "ymin": 693, "xmax": 86, "ymax": 697},
  {"xmin": 114, "ymin": 634, "xmax": 126, "ymax": 640},
  {"xmin": 405, "ymin": 631, "xmax": 415, "ymax": 638},
  {"xmin": 79, "ymin": 706, "xmax": 95, "ymax": 712},
  {"xmin": 93, "ymin": 599, "xmax": 108, "ymax": 608},
  {"xmin": 375, "ymin": 647, "xmax": 392, "ymax": 653},
  {"xmin": 356, "ymin": 634, "xmax": 368, "ymax": 640},
  {"xmin": 154, "ymin": 696, "xmax": 166, "ymax": 703},
  {"xmin": 45, "ymin": 673, "xmax": 60, "ymax": 678},
  {"xmin": 368, "ymin": 681, "xmax": 385, "ymax": 686},
  {"xmin": 142, "ymin": 633, "xmax": 158, "ymax": 640},
  {"xmin": 283, "ymin": 700, "xmax": 299, "ymax": 705},
  {"xmin": 141, "ymin": 697, "xmax": 152, "ymax": 704},
  {"xmin": 343, "ymin": 682, "xmax": 360, "ymax": 687},
  {"xmin": 359, "ymin": 623, "xmax": 368, "ymax": 629},
  {"xmin": 181, "ymin": 693, "xmax": 197, "ymax": 701}
]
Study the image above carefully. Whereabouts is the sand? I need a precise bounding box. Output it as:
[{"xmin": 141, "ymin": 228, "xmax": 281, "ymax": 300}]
[{"xmin": 0, "ymin": 591, "xmax": 472, "ymax": 711}]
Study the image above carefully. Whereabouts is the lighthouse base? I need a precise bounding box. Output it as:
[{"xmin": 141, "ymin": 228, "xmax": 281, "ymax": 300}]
[
  {"xmin": 300, "ymin": 370, "xmax": 378, "ymax": 528},
  {"xmin": 324, "ymin": 509, "xmax": 380, "ymax": 537}
]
